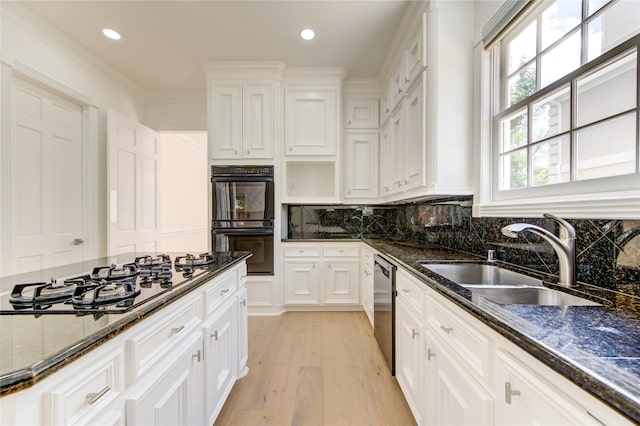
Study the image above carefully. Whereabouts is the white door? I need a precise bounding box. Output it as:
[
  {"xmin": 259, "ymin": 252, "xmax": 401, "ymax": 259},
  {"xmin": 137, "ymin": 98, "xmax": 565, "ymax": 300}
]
[
  {"xmin": 107, "ymin": 110, "xmax": 161, "ymax": 256},
  {"xmin": 9, "ymin": 77, "xmax": 84, "ymax": 274}
]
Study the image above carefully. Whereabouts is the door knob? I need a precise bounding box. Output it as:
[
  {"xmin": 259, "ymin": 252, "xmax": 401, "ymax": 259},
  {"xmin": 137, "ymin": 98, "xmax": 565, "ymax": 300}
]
[{"xmin": 73, "ymin": 238, "xmax": 84, "ymax": 246}]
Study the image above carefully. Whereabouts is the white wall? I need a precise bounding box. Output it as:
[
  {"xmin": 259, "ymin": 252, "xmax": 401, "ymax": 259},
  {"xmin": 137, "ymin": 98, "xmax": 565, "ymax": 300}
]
[{"xmin": 159, "ymin": 132, "xmax": 208, "ymax": 253}]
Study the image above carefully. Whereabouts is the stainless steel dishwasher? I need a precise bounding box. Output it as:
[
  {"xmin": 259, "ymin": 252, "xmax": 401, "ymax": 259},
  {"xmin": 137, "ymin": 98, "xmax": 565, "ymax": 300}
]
[{"xmin": 373, "ymin": 254, "xmax": 397, "ymax": 375}]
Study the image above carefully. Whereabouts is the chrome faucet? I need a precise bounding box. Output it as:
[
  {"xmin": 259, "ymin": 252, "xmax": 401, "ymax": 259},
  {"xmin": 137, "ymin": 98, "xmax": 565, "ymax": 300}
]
[{"xmin": 501, "ymin": 213, "xmax": 576, "ymax": 288}]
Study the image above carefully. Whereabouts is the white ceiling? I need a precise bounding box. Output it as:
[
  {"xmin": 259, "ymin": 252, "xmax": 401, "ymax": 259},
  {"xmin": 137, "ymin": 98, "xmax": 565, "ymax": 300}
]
[{"xmin": 16, "ymin": 0, "xmax": 412, "ymax": 91}]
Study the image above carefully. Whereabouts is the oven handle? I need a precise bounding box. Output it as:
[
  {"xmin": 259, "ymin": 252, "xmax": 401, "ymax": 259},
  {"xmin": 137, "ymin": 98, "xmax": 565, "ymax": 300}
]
[
  {"xmin": 212, "ymin": 228, "xmax": 274, "ymax": 236},
  {"xmin": 211, "ymin": 176, "xmax": 273, "ymax": 183}
]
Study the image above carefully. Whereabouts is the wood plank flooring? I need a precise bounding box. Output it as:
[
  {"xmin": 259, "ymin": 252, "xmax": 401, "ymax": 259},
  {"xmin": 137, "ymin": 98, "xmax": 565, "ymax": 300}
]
[{"xmin": 214, "ymin": 312, "xmax": 416, "ymax": 426}]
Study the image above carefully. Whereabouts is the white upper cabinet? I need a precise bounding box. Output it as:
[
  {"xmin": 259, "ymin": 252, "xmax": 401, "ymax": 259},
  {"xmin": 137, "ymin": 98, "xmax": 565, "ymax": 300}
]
[
  {"xmin": 208, "ymin": 83, "xmax": 274, "ymax": 160},
  {"xmin": 343, "ymin": 132, "xmax": 379, "ymax": 200},
  {"xmin": 403, "ymin": 75, "xmax": 426, "ymax": 191},
  {"xmin": 403, "ymin": 13, "xmax": 426, "ymax": 90},
  {"xmin": 284, "ymin": 88, "xmax": 338, "ymax": 156},
  {"xmin": 389, "ymin": 60, "xmax": 405, "ymax": 112},
  {"xmin": 344, "ymin": 97, "xmax": 379, "ymax": 129},
  {"xmin": 203, "ymin": 61, "xmax": 285, "ymax": 162}
]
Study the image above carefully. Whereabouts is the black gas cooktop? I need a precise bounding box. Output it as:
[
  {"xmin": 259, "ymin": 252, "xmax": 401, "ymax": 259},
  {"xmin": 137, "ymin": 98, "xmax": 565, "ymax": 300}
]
[{"xmin": 0, "ymin": 252, "xmax": 229, "ymax": 316}]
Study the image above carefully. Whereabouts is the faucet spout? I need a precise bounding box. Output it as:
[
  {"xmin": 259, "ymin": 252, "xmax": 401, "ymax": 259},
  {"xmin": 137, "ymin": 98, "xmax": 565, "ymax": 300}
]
[{"xmin": 501, "ymin": 214, "xmax": 576, "ymax": 287}]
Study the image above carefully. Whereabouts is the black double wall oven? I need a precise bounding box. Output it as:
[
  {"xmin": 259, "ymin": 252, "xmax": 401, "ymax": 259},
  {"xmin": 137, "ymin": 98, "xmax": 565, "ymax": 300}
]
[{"xmin": 211, "ymin": 166, "xmax": 275, "ymax": 275}]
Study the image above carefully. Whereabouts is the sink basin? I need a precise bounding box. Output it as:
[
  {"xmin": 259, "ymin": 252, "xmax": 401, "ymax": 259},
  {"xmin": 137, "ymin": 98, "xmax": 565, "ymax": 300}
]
[
  {"xmin": 418, "ymin": 262, "xmax": 543, "ymax": 287},
  {"xmin": 469, "ymin": 286, "xmax": 602, "ymax": 306}
]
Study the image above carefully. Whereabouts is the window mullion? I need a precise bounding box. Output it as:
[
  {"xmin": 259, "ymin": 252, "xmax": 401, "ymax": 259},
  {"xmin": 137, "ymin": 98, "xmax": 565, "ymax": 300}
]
[{"xmin": 570, "ymin": 76, "xmax": 577, "ymax": 183}]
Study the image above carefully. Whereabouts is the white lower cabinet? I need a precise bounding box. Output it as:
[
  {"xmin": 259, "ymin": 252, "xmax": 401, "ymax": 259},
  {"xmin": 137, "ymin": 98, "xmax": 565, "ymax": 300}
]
[
  {"xmin": 126, "ymin": 331, "xmax": 204, "ymax": 426},
  {"xmin": 395, "ymin": 296, "xmax": 425, "ymax": 425},
  {"xmin": 392, "ymin": 264, "xmax": 633, "ymax": 426},
  {"xmin": 424, "ymin": 329, "xmax": 493, "ymax": 426},
  {"xmin": 360, "ymin": 245, "xmax": 376, "ymax": 327},
  {"xmin": 203, "ymin": 297, "xmax": 238, "ymax": 425},
  {"xmin": 0, "ymin": 261, "xmax": 249, "ymax": 426},
  {"xmin": 283, "ymin": 242, "xmax": 360, "ymax": 307}
]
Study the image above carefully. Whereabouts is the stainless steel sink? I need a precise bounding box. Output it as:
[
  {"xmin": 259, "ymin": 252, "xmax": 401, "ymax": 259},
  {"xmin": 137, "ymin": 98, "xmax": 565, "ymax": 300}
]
[
  {"xmin": 468, "ymin": 286, "xmax": 602, "ymax": 306},
  {"xmin": 418, "ymin": 262, "xmax": 543, "ymax": 287}
]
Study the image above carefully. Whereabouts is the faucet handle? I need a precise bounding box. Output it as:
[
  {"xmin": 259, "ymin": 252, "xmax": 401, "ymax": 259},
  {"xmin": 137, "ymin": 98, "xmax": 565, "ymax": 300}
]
[{"xmin": 543, "ymin": 213, "xmax": 575, "ymax": 240}]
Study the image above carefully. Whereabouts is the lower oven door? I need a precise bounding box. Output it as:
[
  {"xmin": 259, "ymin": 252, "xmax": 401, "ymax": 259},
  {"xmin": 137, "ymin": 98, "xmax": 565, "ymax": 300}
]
[{"xmin": 214, "ymin": 232, "xmax": 274, "ymax": 275}]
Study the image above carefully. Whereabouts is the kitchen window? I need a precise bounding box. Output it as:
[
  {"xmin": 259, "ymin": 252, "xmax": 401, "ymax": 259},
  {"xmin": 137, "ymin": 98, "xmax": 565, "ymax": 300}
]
[{"xmin": 478, "ymin": 0, "xmax": 640, "ymax": 217}]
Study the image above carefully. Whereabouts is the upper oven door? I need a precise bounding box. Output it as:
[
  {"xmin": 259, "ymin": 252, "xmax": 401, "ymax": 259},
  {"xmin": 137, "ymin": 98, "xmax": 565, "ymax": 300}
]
[{"xmin": 212, "ymin": 176, "xmax": 274, "ymax": 229}]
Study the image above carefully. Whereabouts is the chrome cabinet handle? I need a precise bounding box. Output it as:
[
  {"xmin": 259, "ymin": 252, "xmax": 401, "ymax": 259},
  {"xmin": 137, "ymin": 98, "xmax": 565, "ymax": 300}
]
[
  {"xmin": 211, "ymin": 330, "xmax": 218, "ymax": 340},
  {"xmin": 440, "ymin": 325, "xmax": 453, "ymax": 334},
  {"xmin": 86, "ymin": 386, "xmax": 110, "ymax": 405},
  {"xmin": 411, "ymin": 329, "xmax": 419, "ymax": 339},
  {"xmin": 505, "ymin": 382, "xmax": 521, "ymax": 404},
  {"xmin": 221, "ymin": 288, "xmax": 230, "ymax": 295},
  {"xmin": 427, "ymin": 348, "xmax": 436, "ymax": 361},
  {"xmin": 73, "ymin": 238, "xmax": 84, "ymax": 245},
  {"xmin": 246, "ymin": 149, "xmax": 250, "ymax": 155},
  {"xmin": 192, "ymin": 349, "xmax": 201, "ymax": 363},
  {"xmin": 171, "ymin": 325, "xmax": 184, "ymax": 334},
  {"xmin": 241, "ymin": 298, "xmax": 246, "ymax": 307},
  {"xmin": 402, "ymin": 288, "xmax": 410, "ymax": 293}
]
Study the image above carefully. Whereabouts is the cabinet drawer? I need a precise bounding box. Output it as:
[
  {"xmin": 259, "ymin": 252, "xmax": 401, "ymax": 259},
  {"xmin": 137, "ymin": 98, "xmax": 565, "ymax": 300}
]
[
  {"xmin": 42, "ymin": 348, "xmax": 122, "ymax": 425},
  {"xmin": 323, "ymin": 244, "xmax": 360, "ymax": 257},
  {"xmin": 202, "ymin": 268, "xmax": 237, "ymax": 317},
  {"xmin": 125, "ymin": 293, "xmax": 202, "ymax": 384},
  {"xmin": 396, "ymin": 268, "xmax": 425, "ymax": 316},
  {"xmin": 283, "ymin": 245, "xmax": 321, "ymax": 257},
  {"xmin": 426, "ymin": 292, "xmax": 491, "ymax": 381}
]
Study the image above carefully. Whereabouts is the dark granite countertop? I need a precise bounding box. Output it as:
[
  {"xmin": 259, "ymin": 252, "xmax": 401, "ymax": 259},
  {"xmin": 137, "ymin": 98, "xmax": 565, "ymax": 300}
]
[
  {"xmin": 360, "ymin": 238, "xmax": 640, "ymax": 423},
  {"xmin": 0, "ymin": 251, "xmax": 251, "ymax": 395}
]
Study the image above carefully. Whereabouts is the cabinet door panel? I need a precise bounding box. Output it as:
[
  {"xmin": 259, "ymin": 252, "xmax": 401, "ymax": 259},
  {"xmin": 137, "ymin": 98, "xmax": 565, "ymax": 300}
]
[
  {"xmin": 425, "ymin": 330, "xmax": 493, "ymax": 426},
  {"xmin": 404, "ymin": 76, "xmax": 426, "ymax": 190},
  {"xmin": 209, "ymin": 85, "xmax": 242, "ymax": 159},
  {"xmin": 395, "ymin": 298, "xmax": 424, "ymax": 424},
  {"xmin": 237, "ymin": 287, "xmax": 249, "ymax": 376},
  {"xmin": 323, "ymin": 259, "xmax": 359, "ymax": 304},
  {"xmin": 344, "ymin": 133, "xmax": 378, "ymax": 199},
  {"xmin": 243, "ymin": 84, "xmax": 273, "ymax": 158},
  {"xmin": 344, "ymin": 98, "xmax": 379, "ymax": 129},
  {"xmin": 285, "ymin": 89, "xmax": 337, "ymax": 155},
  {"xmin": 283, "ymin": 259, "xmax": 321, "ymax": 305}
]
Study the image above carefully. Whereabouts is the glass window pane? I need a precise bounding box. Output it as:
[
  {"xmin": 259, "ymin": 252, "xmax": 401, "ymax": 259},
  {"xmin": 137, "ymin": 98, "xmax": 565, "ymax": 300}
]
[
  {"xmin": 588, "ymin": 0, "xmax": 612, "ymax": 17},
  {"xmin": 508, "ymin": 63, "xmax": 536, "ymax": 106},
  {"xmin": 577, "ymin": 50, "xmax": 637, "ymax": 127},
  {"xmin": 541, "ymin": 1, "xmax": 582, "ymax": 50},
  {"xmin": 532, "ymin": 136, "xmax": 571, "ymax": 186},
  {"xmin": 532, "ymin": 86, "xmax": 571, "ymax": 142},
  {"xmin": 500, "ymin": 149, "xmax": 528, "ymax": 190},
  {"xmin": 587, "ymin": 0, "xmax": 640, "ymax": 62},
  {"xmin": 575, "ymin": 113, "xmax": 637, "ymax": 180},
  {"xmin": 501, "ymin": 110, "xmax": 528, "ymax": 152},
  {"xmin": 507, "ymin": 21, "xmax": 537, "ymax": 74},
  {"xmin": 541, "ymin": 30, "xmax": 582, "ymax": 88}
]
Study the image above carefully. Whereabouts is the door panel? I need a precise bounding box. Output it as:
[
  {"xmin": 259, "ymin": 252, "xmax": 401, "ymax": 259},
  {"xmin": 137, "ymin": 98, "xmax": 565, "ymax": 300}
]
[
  {"xmin": 108, "ymin": 110, "xmax": 161, "ymax": 256},
  {"xmin": 10, "ymin": 77, "xmax": 83, "ymax": 274}
]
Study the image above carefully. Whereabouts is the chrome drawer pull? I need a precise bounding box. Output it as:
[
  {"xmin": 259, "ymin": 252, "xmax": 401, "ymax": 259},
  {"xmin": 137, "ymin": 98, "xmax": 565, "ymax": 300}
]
[
  {"xmin": 427, "ymin": 348, "xmax": 436, "ymax": 361},
  {"xmin": 402, "ymin": 288, "xmax": 410, "ymax": 293},
  {"xmin": 86, "ymin": 386, "xmax": 110, "ymax": 405},
  {"xmin": 505, "ymin": 382, "xmax": 521, "ymax": 404},
  {"xmin": 171, "ymin": 325, "xmax": 185, "ymax": 334},
  {"xmin": 192, "ymin": 349, "xmax": 202, "ymax": 362},
  {"xmin": 221, "ymin": 288, "xmax": 230, "ymax": 295},
  {"xmin": 411, "ymin": 329, "xmax": 419, "ymax": 339},
  {"xmin": 440, "ymin": 325, "xmax": 453, "ymax": 334},
  {"xmin": 211, "ymin": 330, "xmax": 218, "ymax": 340},
  {"xmin": 241, "ymin": 299, "xmax": 247, "ymax": 307}
]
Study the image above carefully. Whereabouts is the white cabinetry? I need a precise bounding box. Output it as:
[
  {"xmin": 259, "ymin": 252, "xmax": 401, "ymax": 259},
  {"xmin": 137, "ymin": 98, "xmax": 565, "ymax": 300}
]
[
  {"xmin": 344, "ymin": 97, "xmax": 378, "ymax": 129},
  {"xmin": 126, "ymin": 332, "xmax": 203, "ymax": 426},
  {"xmin": 208, "ymin": 83, "xmax": 274, "ymax": 160},
  {"xmin": 0, "ymin": 261, "xmax": 249, "ymax": 426},
  {"xmin": 395, "ymin": 268, "xmax": 426, "ymax": 424},
  {"xmin": 343, "ymin": 132, "xmax": 378, "ymax": 200},
  {"xmin": 283, "ymin": 242, "xmax": 360, "ymax": 308},
  {"xmin": 360, "ymin": 244, "xmax": 377, "ymax": 327},
  {"xmin": 284, "ymin": 88, "xmax": 338, "ymax": 156}
]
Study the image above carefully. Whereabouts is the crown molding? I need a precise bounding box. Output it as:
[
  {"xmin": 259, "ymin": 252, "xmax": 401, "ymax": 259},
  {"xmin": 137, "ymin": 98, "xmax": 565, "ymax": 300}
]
[{"xmin": 201, "ymin": 61, "xmax": 286, "ymax": 82}]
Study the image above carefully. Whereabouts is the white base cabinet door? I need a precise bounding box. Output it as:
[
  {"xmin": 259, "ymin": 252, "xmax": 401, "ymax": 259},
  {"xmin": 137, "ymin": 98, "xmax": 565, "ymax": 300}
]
[
  {"xmin": 237, "ymin": 286, "xmax": 249, "ymax": 377},
  {"xmin": 395, "ymin": 297, "xmax": 425, "ymax": 425},
  {"xmin": 283, "ymin": 259, "xmax": 322, "ymax": 305},
  {"xmin": 204, "ymin": 297, "xmax": 238, "ymax": 425},
  {"xmin": 125, "ymin": 332, "xmax": 203, "ymax": 426},
  {"xmin": 424, "ymin": 330, "xmax": 494, "ymax": 426},
  {"xmin": 495, "ymin": 349, "xmax": 603, "ymax": 426},
  {"xmin": 322, "ymin": 259, "xmax": 360, "ymax": 305}
]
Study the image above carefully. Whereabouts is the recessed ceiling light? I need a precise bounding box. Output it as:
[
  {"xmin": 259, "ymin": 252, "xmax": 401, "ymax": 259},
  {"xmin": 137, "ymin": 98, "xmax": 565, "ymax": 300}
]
[
  {"xmin": 102, "ymin": 28, "xmax": 121, "ymax": 40},
  {"xmin": 300, "ymin": 28, "xmax": 315, "ymax": 41}
]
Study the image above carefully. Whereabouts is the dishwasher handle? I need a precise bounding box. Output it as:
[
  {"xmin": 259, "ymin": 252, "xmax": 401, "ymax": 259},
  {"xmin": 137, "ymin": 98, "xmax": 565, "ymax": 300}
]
[{"xmin": 374, "ymin": 255, "xmax": 396, "ymax": 278}]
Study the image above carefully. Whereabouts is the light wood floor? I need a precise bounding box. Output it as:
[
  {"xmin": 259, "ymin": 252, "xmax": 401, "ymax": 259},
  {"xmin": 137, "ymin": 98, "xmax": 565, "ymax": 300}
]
[{"xmin": 214, "ymin": 311, "xmax": 416, "ymax": 426}]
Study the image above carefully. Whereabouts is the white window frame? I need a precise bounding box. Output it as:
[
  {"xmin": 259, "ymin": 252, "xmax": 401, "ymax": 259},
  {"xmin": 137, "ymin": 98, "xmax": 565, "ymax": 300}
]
[{"xmin": 475, "ymin": 0, "xmax": 640, "ymax": 219}]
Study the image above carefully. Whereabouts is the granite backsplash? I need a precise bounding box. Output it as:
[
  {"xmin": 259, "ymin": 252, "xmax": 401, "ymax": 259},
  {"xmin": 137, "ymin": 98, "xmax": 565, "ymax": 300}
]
[{"xmin": 286, "ymin": 198, "xmax": 640, "ymax": 291}]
